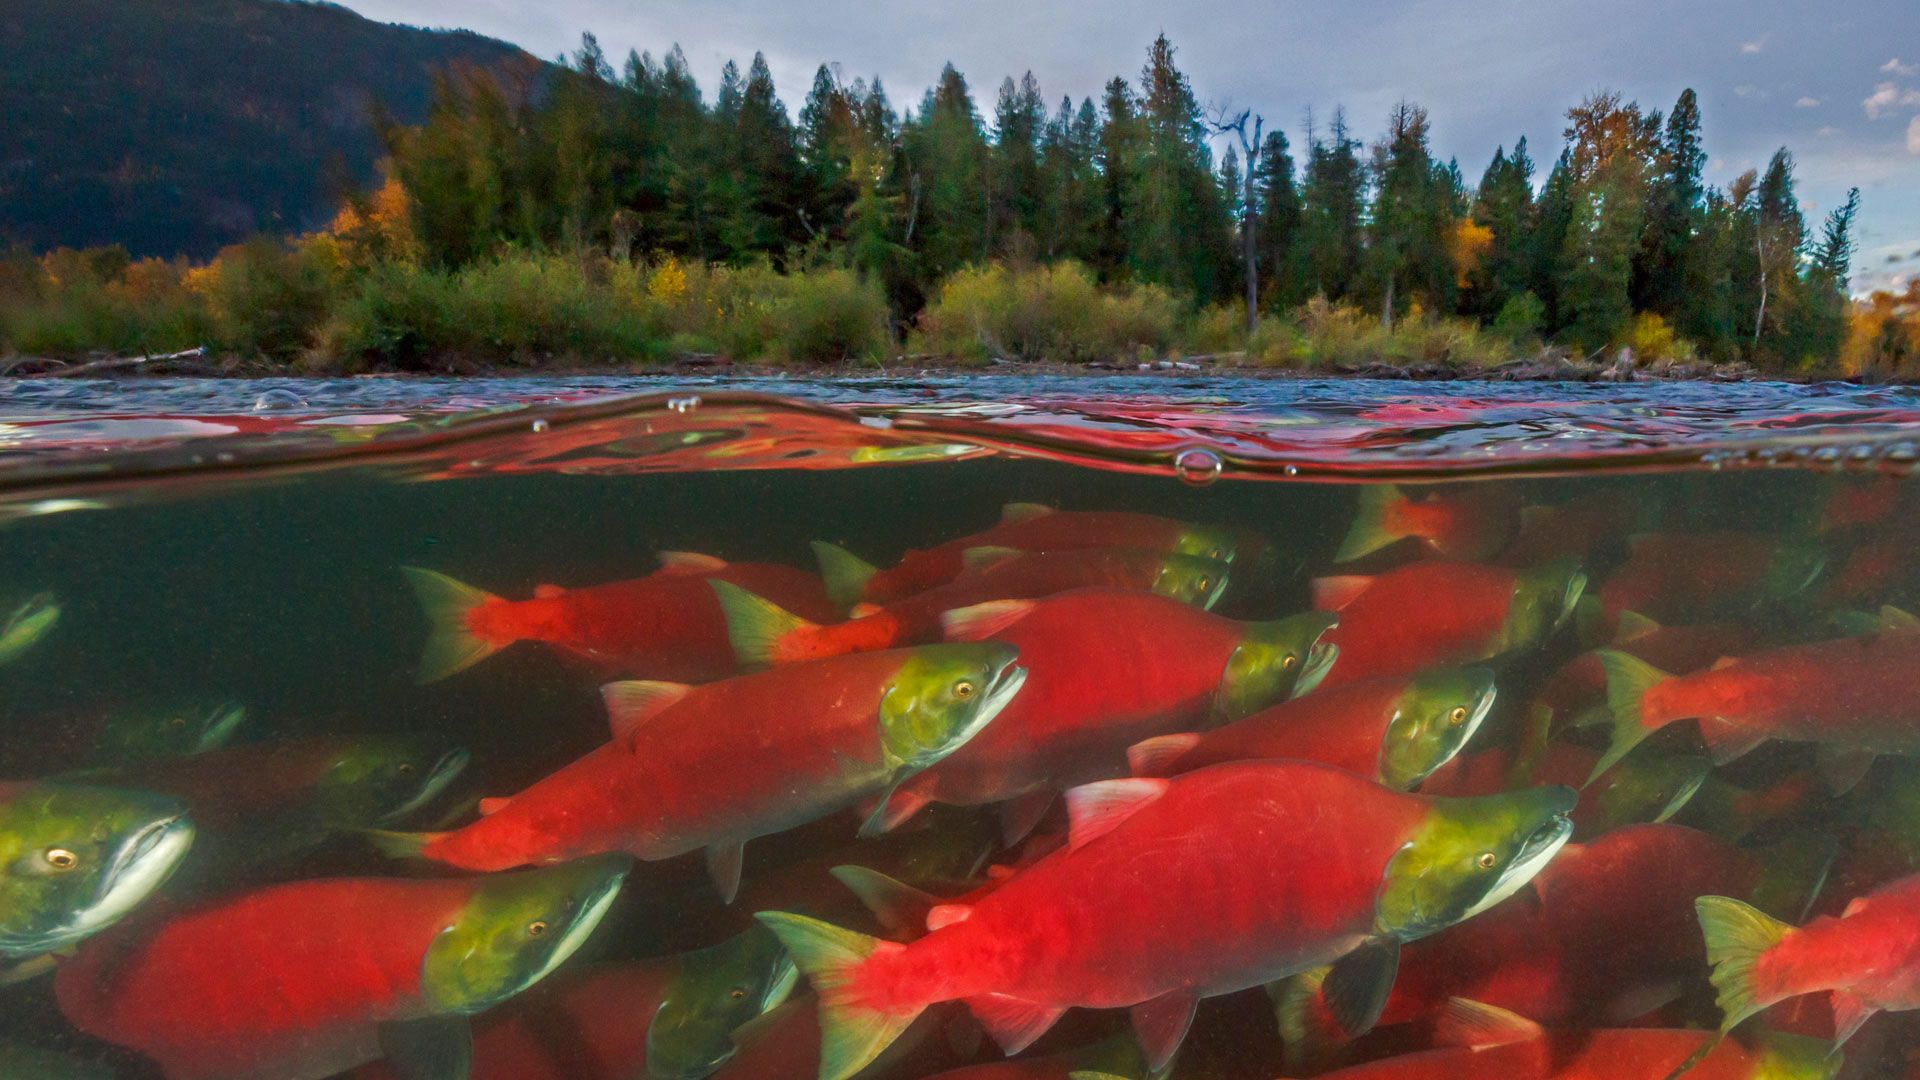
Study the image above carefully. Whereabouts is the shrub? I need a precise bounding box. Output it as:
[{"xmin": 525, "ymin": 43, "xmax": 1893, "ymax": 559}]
[
  {"xmin": 1626, "ymin": 312, "xmax": 1697, "ymax": 364},
  {"xmin": 187, "ymin": 238, "xmax": 335, "ymax": 359},
  {"xmin": 0, "ymin": 250, "xmax": 204, "ymax": 357},
  {"xmin": 1492, "ymin": 291, "xmax": 1546, "ymax": 341},
  {"xmin": 915, "ymin": 261, "xmax": 1180, "ymax": 362},
  {"xmin": 773, "ymin": 267, "xmax": 891, "ymax": 364}
]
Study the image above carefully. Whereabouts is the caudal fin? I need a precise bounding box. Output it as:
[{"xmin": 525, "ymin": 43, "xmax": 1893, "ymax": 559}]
[
  {"xmin": 1587, "ymin": 649, "xmax": 1673, "ymax": 782},
  {"xmin": 1696, "ymin": 895, "xmax": 1793, "ymax": 1034},
  {"xmin": 402, "ymin": 568, "xmax": 506, "ymax": 684},
  {"xmin": 812, "ymin": 542, "xmax": 879, "ymax": 611},
  {"xmin": 710, "ymin": 580, "xmax": 821, "ymax": 666},
  {"xmin": 755, "ymin": 912, "xmax": 918, "ymax": 1080},
  {"xmin": 362, "ymin": 828, "xmax": 446, "ymax": 860},
  {"xmin": 1334, "ymin": 485, "xmax": 1407, "ymax": 563}
]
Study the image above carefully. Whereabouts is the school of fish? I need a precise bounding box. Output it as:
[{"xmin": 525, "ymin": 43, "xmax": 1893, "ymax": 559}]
[{"xmin": 10, "ymin": 475, "xmax": 1920, "ymax": 1079}]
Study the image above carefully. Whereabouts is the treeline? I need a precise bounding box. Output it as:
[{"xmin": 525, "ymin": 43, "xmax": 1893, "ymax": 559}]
[
  {"xmin": 384, "ymin": 32, "xmax": 1860, "ymax": 366},
  {"xmin": 2, "ymin": 33, "xmax": 1904, "ymax": 373}
]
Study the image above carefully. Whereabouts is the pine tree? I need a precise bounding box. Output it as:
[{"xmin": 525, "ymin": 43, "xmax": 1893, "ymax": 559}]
[
  {"xmin": 1636, "ymin": 89, "xmax": 1705, "ymax": 315},
  {"xmin": 991, "ymin": 72, "xmax": 1046, "ymax": 254},
  {"xmin": 904, "ymin": 64, "xmax": 990, "ymax": 277},
  {"xmin": 1096, "ymin": 76, "xmax": 1143, "ymax": 280},
  {"xmin": 1037, "ymin": 96, "xmax": 1101, "ymax": 263},
  {"xmin": 1467, "ymin": 139, "xmax": 1534, "ymax": 318},
  {"xmin": 1129, "ymin": 34, "xmax": 1224, "ymax": 297},
  {"xmin": 1750, "ymin": 148, "xmax": 1806, "ymax": 353},
  {"xmin": 1366, "ymin": 102, "xmax": 1453, "ymax": 328},
  {"xmin": 1289, "ymin": 110, "xmax": 1367, "ymax": 302},
  {"xmin": 1253, "ymin": 129, "xmax": 1300, "ymax": 307}
]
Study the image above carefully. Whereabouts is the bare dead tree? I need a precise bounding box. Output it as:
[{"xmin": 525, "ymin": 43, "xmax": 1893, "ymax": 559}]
[{"xmin": 1210, "ymin": 104, "xmax": 1265, "ymax": 335}]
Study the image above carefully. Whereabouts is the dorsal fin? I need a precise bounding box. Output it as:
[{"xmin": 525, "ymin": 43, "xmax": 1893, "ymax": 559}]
[
  {"xmin": 1710, "ymin": 656, "xmax": 1739, "ymax": 671},
  {"xmin": 1882, "ymin": 605, "xmax": 1920, "ymax": 631},
  {"xmin": 941, "ymin": 600, "xmax": 1037, "ymax": 642},
  {"xmin": 1613, "ymin": 610, "xmax": 1661, "ymax": 641},
  {"xmin": 656, "ymin": 551, "xmax": 728, "ymax": 575},
  {"xmin": 601, "ymin": 680, "xmax": 693, "ymax": 739},
  {"xmin": 926, "ymin": 904, "xmax": 973, "ymax": 932},
  {"xmin": 1063, "ymin": 778, "xmax": 1168, "ymax": 851},
  {"xmin": 1843, "ymin": 895, "xmax": 1872, "ymax": 919},
  {"xmin": 849, "ymin": 602, "xmax": 884, "ymax": 619},
  {"xmin": 960, "ymin": 546, "xmax": 1023, "ymax": 572},
  {"xmin": 1127, "ymin": 733, "xmax": 1201, "ymax": 778},
  {"xmin": 1311, "ymin": 575, "xmax": 1374, "ymax": 611},
  {"xmin": 1001, "ymin": 502, "xmax": 1053, "ymax": 524},
  {"xmin": 1433, "ymin": 998, "xmax": 1544, "ymax": 1049},
  {"xmin": 477, "ymin": 797, "xmax": 510, "ymax": 816},
  {"xmin": 532, "ymin": 584, "xmax": 567, "ymax": 599}
]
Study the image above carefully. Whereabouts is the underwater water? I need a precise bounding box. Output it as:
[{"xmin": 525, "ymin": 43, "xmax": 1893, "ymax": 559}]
[{"xmin": 5, "ymin": 377, "xmax": 1920, "ymax": 1079}]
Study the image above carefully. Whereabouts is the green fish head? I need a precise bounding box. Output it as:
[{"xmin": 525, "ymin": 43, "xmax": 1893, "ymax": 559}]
[
  {"xmin": 1150, "ymin": 554, "xmax": 1232, "ymax": 610},
  {"xmin": 1588, "ymin": 750, "xmax": 1712, "ymax": 833},
  {"xmin": 1216, "ymin": 611, "xmax": 1340, "ymax": 722},
  {"xmin": 1172, "ymin": 525, "xmax": 1239, "ymax": 565},
  {"xmin": 0, "ymin": 783, "xmax": 194, "ymax": 957},
  {"xmin": 421, "ymin": 854, "xmax": 630, "ymax": 1014},
  {"xmin": 1377, "ymin": 784, "xmax": 1575, "ymax": 942},
  {"xmin": 1496, "ymin": 559, "xmax": 1587, "ymax": 655},
  {"xmin": 99, "ymin": 700, "xmax": 248, "ymax": 763},
  {"xmin": 0, "ymin": 592, "xmax": 60, "ymax": 664},
  {"xmin": 646, "ymin": 926, "xmax": 798, "ymax": 1080},
  {"xmin": 315, "ymin": 736, "xmax": 472, "ymax": 829},
  {"xmin": 1377, "ymin": 667, "xmax": 1498, "ymax": 789},
  {"xmin": 878, "ymin": 643, "xmax": 1026, "ymax": 774}
]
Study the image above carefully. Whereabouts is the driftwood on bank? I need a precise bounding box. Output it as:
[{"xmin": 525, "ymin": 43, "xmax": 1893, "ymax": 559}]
[{"xmin": 1, "ymin": 346, "xmax": 209, "ymax": 378}]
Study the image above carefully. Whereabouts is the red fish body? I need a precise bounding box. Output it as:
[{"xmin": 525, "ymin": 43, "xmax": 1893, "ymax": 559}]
[
  {"xmin": 824, "ymin": 764, "xmax": 1429, "ymax": 1029},
  {"xmin": 1606, "ymin": 627, "xmax": 1920, "ymax": 765},
  {"xmin": 1312, "ymin": 562, "xmax": 1571, "ymax": 688},
  {"xmin": 1496, "ymin": 491, "xmax": 1644, "ymax": 567},
  {"xmin": 1592, "ymin": 532, "xmax": 1816, "ymax": 635},
  {"xmin": 856, "ymin": 509, "xmax": 1232, "ymax": 604},
  {"xmin": 1128, "ymin": 676, "xmax": 1409, "ymax": 778},
  {"xmin": 412, "ymin": 647, "xmax": 1015, "ymax": 874},
  {"xmin": 1338, "ymin": 485, "xmax": 1522, "ymax": 563},
  {"xmin": 760, "ymin": 548, "xmax": 1223, "ymax": 664},
  {"xmin": 58, "ymin": 880, "xmax": 489, "ymax": 1080},
  {"xmin": 409, "ymin": 558, "xmax": 836, "ymax": 683},
  {"xmin": 1538, "ymin": 618, "xmax": 1764, "ymax": 716},
  {"xmin": 1312, "ymin": 1023, "xmax": 1830, "ymax": 1080},
  {"xmin": 885, "ymin": 589, "xmax": 1326, "ymax": 819},
  {"xmin": 1702, "ymin": 872, "xmax": 1920, "ymax": 1045}
]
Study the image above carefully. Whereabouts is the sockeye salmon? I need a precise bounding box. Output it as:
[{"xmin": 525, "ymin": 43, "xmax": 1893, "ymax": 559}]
[{"xmin": 759, "ymin": 760, "xmax": 1574, "ymax": 1079}]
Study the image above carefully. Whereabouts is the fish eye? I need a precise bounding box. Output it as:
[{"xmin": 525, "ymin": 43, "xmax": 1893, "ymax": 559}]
[
  {"xmin": 728, "ymin": 987, "xmax": 748, "ymax": 1001},
  {"xmin": 397, "ymin": 763, "xmax": 416, "ymax": 775},
  {"xmin": 1282, "ymin": 654, "xmax": 1298, "ymax": 670},
  {"xmin": 1475, "ymin": 851, "xmax": 1498, "ymax": 870},
  {"xmin": 953, "ymin": 680, "xmax": 975, "ymax": 700},
  {"xmin": 1448, "ymin": 706, "xmax": 1469, "ymax": 725},
  {"xmin": 44, "ymin": 848, "xmax": 79, "ymax": 871},
  {"xmin": 169, "ymin": 717, "xmax": 187, "ymax": 729},
  {"xmin": 1196, "ymin": 576, "xmax": 1212, "ymax": 591},
  {"xmin": 526, "ymin": 920, "xmax": 549, "ymax": 938}
]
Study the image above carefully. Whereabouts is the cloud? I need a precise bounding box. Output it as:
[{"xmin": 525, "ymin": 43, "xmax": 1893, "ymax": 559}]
[
  {"xmin": 1886, "ymin": 58, "xmax": 1920, "ymax": 77},
  {"xmin": 1734, "ymin": 84, "xmax": 1765, "ymax": 99},
  {"xmin": 1865, "ymin": 81, "xmax": 1920, "ymax": 119},
  {"xmin": 1817, "ymin": 125, "xmax": 1841, "ymax": 137},
  {"xmin": 1910, "ymin": 115, "xmax": 1920, "ymax": 155},
  {"xmin": 1795, "ymin": 96, "xmax": 1821, "ymax": 108},
  {"xmin": 1740, "ymin": 37, "xmax": 1766, "ymax": 54}
]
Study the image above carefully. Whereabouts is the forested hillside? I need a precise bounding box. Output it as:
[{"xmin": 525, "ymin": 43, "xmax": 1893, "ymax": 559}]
[{"xmin": 0, "ymin": 0, "xmax": 538, "ymax": 258}]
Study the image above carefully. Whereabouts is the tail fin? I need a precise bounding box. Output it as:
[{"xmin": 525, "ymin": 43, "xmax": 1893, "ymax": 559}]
[
  {"xmin": 1587, "ymin": 649, "xmax": 1672, "ymax": 782},
  {"xmin": 1334, "ymin": 486, "xmax": 1406, "ymax": 563},
  {"xmin": 402, "ymin": 568, "xmax": 506, "ymax": 684},
  {"xmin": 1270, "ymin": 967, "xmax": 1350, "ymax": 1074},
  {"xmin": 710, "ymin": 580, "xmax": 819, "ymax": 666},
  {"xmin": 812, "ymin": 542, "xmax": 879, "ymax": 610},
  {"xmin": 1696, "ymin": 895, "xmax": 1792, "ymax": 1034},
  {"xmin": 755, "ymin": 912, "xmax": 918, "ymax": 1080}
]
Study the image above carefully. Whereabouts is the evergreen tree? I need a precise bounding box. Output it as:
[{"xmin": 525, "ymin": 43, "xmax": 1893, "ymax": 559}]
[
  {"xmin": 1037, "ymin": 96, "xmax": 1102, "ymax": 262},
  {"xmin": 1366, "ymin": 102, "xmax": 1454, "ymax": 327},
  {"xmin": 1128, "ymin": 34, "xmax": 1226, "ymax": 298},
  {"xmin": 1467, "ymin": 139, "xmax": 1534, "ymax": 318},
  {"xmin": 904, "ymin": 64, "xmax": 990, "ymax": 277},
  {"xmin": 1289, "ymin": 110, "xmax": 1367, "ymax": 302},
  {"xmin": 1253, "ymin": 129, "xmax": 1301, "ymax": 307},
  {"xmin": 1636, "ymin": 89, "xmax": 1705, "ymax": 315},
  {"xmin": 1095, "ymin": 75, "xmax": 1143, "ymax": 280},
  {"xmin": 1750, "ymin": 148, "xmax": 1806, "ymax": 354},
  {"xmin": 991, "ymin": 72, "xmax": 1047, "ymax": 253}
]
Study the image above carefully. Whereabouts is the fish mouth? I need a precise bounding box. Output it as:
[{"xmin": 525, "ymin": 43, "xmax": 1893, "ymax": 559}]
[
  {"xmin": 1292, "ymin": 639, "xmax": 1340, "ymax": 699},
  {"xmin": 194, "ymin": 703, "xmax": 248, "ymax": 751},
  {"xmin": 516, "ymin": 870, "xmax": 626, "ymax": 994},
  {"xmin": 1458, "ymin": 685, "xmax": 1498, "ymax": 748},
  {"xmin": 957, "ymin": 660, "xmax": 1027, "ymax": 747},
  {"xmin": 78, "ymin": 814, "xmax": 195, "ymax": 941},
  {"xmin": 1462, "ymin": 811, "xmax": 1573, "ymax": 922},
  {"xmin": 376, "ymin": 747, "xmax": 472, "ymax": 826}
]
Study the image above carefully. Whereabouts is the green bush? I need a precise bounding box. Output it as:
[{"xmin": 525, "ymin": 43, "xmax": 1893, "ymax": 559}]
[
  {"xmin": 189, "ymin": 238, "xmax": 335, "ymax": 359},
  {"xmin": 773, "ymin": 267, "xmax": 891, "ymax": 364},
  {"xmin": 914, "ymin": 261, "xmax": 1180, "ymax": 362},
  {"xmin": 1492, "ymin": 291, "xmax": 1546, "ymax": 342},
  {"xmin": 0, "ymin": 250, "xmax": 205, "ymax": 357}
]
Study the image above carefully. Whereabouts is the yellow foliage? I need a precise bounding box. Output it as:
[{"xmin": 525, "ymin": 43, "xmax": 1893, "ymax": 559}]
[
  {"xmin": 321, "ymin": 172, "xmax": 420, "ymax": 268},
  {"xmin": 1626, "ymin": 312, "xmax": 1695, "ymax": 363},
  {"xmin": 1842, "ymin": 280, "xmax": 1920, "ymax": 377},
  {"xmin": 1451, "ymin": 218, "xmax": 1494, "ymax": 287},
  {"xmin": 648, "ymin": 259, "xmax": 690, "ymax": 306}
]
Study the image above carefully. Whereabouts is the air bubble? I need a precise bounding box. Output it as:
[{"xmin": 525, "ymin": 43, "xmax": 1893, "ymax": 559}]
[
  {"xmin": 530, "ymin": 420, "xmax": 550, "ymax": 434},
  {"xmin": 668, "ymin": 396, "xmax": 702, "ymax": 414},
  {"xmin": 1283, "ymin": 464, "xmax": 1300, "ymax": 477},
  {"xmin": 251, "ymin": 387, "xmax": 306, "ymax": 412},
  {"xmin": 1173, "ymin": 447, "xmax": 1223, "ymax": 487}
]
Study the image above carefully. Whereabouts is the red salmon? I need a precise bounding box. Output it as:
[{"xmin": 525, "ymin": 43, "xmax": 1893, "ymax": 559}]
[
  {"xmin": 1336, "ymin": 485, "xmax": 1522, "ymax": 563},
  {"xmin": 403, "ymin": 553, "xmax": 838, "ymax": 683}
]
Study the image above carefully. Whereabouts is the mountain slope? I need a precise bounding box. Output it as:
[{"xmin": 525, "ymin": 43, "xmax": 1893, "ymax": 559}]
[{"xmin": 0, "ymin": 0, "xmax": 542, "ymax": 259}]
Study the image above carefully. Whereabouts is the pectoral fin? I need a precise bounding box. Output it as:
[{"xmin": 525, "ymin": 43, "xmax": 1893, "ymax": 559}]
[
  {"xmin": 966, "ymin": 993, "xmax": 1064, "ymax": 1055},
  {"xmin": 379, "ymin": 1017, "xmax": 473, "ymax": 1080},
  {"xmin": 1322, "ymin": 938, "xmax": 1400, "ymax": 1038},
  {"xmin": 1816, "ymin": 746, "xmax": 1875, "ymax": 795},
  {"xmin": 998, "ymin": 790, "xmax": 1055, "ymax": 846},
  {"xmin": 1130, "ymin": 989, "xmax": 1198, "ymax": 1072},
  {"xmin": 707, "ymin": 841, "xmax": 745, "ymax": 904}
]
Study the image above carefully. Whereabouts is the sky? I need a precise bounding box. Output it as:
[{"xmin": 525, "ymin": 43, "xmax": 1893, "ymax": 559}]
[{"xmin": 343, "ymin": 0, "xmax": 1920, "ymax": 295}]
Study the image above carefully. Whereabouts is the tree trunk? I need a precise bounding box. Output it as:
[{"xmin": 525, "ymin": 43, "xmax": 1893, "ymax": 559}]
[
  {"xmin": 1753, "ymin": 232, "xmax": 1769, "ymax": 348},
  {"xmin": 1382, "ymin": 276, "xmax": 1396, "ymax": 333},
  {"xmin": 1243, "ymin": 173, "xmax": 1260, "ymax": 334}
]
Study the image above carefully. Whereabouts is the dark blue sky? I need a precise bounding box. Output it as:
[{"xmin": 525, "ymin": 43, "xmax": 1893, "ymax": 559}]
[{"xmin": 347, "ymin": 0, "xmax": 1920, "ymax": 294}]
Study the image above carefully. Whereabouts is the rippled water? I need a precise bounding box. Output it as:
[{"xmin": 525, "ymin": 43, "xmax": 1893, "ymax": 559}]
[{"xmin": 0, "ymin": 376, "xmax": 1917, "ymax": 1080}]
